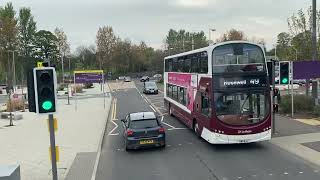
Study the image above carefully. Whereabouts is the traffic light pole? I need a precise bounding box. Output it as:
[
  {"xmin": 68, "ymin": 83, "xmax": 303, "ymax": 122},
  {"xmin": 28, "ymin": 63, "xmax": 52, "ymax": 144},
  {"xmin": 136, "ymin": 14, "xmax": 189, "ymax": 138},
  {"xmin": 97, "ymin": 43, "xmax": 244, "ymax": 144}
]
[{"xmin": 49, "ymin": 114, "xmax": 58, "ymax": 180}]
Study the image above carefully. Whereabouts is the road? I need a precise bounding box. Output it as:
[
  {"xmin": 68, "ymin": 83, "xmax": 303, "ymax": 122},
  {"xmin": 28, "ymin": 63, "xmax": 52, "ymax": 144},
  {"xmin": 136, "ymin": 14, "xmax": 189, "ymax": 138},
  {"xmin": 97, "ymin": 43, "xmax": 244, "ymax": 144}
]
[{"xmin": 96, "ymin": 80, "xmax": 320, "ymax": 180}]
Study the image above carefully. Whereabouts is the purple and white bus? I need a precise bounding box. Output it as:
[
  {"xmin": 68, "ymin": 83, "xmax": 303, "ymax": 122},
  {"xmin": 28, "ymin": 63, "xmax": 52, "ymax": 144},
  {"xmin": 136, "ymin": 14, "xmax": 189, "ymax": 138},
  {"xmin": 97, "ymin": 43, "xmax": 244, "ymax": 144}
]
[{"xmin": 164, "ymin": 41, "xmax": 272, "ymax": 144}]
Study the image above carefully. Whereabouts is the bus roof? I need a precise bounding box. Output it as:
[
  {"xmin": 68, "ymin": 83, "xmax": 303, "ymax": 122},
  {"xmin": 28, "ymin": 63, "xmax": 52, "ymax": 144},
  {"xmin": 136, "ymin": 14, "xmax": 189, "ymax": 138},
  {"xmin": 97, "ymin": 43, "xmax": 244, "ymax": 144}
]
[{"xmin": 164, "ymin": 41, "xmax": 264, "ymax": 60}]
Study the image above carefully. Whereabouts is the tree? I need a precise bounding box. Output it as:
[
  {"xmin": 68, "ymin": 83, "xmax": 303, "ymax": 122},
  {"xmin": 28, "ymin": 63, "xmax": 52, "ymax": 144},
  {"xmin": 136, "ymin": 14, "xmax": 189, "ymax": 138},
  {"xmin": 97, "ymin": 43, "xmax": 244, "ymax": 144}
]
[
  {"xmin": 18, "ymin": 7, "xmax": 36, "ymax": 57},
  {"xmin": 33, "ymin": 30, "xmax": 59, "ymax": 62},
  {"xmin": 0, "ymin": 3, "xmax": 18, "ymax": 51},
  {"xmin": 54, "ymin": 27, "xmax": 70, "ymax": 82},
  {"xmin": 0, "ymin": 2, "xmax": 18, "ymax": 88},
  {"xmin": 287, "ymin": 7, "xmax": 320, "ymax": 60},
  {"xmin": 165, "ymin": 29, "xmax": 208, "ymax": 55},
  {"xmin": 217, "ymin": 29, "xmax": 246, "ymax": 42},
  {"xmin": 54, "ymin": 27, "xmax": 70, "ymax": 57},
  {"xmin": 276, "ymin": 32, "xmax": 292, "ymax": 60},
  {"xmin": 96, "ymin": 26, "xmax": 117, "ymax": 71}
]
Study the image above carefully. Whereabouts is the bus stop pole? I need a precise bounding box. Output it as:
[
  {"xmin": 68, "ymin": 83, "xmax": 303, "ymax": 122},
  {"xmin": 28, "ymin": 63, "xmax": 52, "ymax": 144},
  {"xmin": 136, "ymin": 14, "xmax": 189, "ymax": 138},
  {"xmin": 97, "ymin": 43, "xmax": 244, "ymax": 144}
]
[{"xmin": 272, "ymin": 60, "xmax": 276, "ymax": 135}]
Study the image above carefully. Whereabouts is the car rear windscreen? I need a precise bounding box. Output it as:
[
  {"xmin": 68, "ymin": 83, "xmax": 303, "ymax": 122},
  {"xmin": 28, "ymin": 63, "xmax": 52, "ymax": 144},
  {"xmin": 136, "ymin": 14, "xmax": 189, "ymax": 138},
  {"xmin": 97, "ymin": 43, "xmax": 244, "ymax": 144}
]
[{"xmin": 130, "ymin": 119, "xmax": 159, "ymax": 129}]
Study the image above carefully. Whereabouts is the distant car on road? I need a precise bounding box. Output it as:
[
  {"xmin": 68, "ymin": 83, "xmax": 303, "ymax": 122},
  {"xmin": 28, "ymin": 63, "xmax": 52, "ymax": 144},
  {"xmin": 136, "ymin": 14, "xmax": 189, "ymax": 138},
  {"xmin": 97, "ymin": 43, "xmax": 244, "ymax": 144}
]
[
  {"xmin": 121, "ymin": 112, "xmax": 166, "ymax": 151},
  {"xmin": 140, "ymin": 76, "xmax": 149, "ymax": 82},
  {"xmin": 124, "ymin": 76, "xmax": 131, "ymax": 82},
  {"xmin": 118, "ymin": 76, "xmax": 125, "ymax": 80},
  {"xmin": 143, "ymin": 81, "xmax": 158, "ymax": 94}
]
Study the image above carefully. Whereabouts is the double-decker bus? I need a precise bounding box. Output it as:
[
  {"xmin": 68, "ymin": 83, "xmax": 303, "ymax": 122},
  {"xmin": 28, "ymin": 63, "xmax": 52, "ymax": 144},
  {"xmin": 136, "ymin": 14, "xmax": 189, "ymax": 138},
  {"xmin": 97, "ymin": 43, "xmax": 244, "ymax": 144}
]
[{"xmin": 164, "ymin": 41, "xmax": 271, "ymax": 144}]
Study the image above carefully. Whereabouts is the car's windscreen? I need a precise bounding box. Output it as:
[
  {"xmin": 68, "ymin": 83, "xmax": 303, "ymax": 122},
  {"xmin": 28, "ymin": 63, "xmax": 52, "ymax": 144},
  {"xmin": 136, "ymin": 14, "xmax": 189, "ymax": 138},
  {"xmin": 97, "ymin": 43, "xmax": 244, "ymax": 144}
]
[
  {"xmin": 145, "ymin": 82, "xmax": 157, "ymax": 88},
  {"xmin": 130, "ymin": 119, "xmax": 159, "ymax": 129}
]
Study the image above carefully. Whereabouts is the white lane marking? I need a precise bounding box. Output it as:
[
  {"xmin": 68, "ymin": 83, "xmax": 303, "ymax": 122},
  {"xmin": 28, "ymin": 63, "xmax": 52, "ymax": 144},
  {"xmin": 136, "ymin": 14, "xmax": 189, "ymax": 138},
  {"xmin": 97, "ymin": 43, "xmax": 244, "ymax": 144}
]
[
  {"xmin": 269, "ymin": 173, "xmax": 273, "ymax": 176},
  {"xmin": 162, "ymin": 121, "xmax": 175, "ymax": 129},
  {"xmin": 167, "ymin": 128, "xmax": 188, "ymax": 131},
  {"xmin": 150, "ymin": 105, "xmax": 157, "ymax": 112},
  {"xmin": 108, "ymin": 120, "xmax": 119, "ymax": 136},
  {"xmin": 299, "ymin": 171, "xmax": 303, "ymax": 174},
  {"xmin": 284, "ymin": 172, "xmax": 288, "ymax": 175},
  {"xmin": 161, "ymin": 116, "xmax": 164, "ymax": 122}
]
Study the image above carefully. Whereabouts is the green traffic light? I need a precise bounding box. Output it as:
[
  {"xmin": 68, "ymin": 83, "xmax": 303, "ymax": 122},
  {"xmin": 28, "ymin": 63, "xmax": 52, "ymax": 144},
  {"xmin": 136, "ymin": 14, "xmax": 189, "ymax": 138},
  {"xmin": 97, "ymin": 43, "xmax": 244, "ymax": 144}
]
[
  {"xmin": 42, "ymin": 101, "xmax": 53, "ymax": 110},
  {"xmin": 281, "ymin": 78, "xmax": 288, "ymax": 84}
]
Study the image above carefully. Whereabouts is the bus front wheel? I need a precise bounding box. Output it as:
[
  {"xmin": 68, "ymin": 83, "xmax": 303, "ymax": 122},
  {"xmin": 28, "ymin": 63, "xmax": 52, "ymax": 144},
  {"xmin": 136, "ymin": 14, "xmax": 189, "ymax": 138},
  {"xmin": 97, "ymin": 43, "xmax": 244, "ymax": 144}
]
[{"xmin": 193, "ymin": 120, "xmax": 200, "ymax": 137}]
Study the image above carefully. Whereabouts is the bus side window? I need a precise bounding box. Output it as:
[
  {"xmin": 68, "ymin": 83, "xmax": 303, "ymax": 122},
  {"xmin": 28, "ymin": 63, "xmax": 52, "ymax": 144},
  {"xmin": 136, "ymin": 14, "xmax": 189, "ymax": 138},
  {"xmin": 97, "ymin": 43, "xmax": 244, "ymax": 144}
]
[
  {"xmin": 184, "ymin": 57, "xmax": 191, "ymax": 73},
  {"xmin": 191, "ymin": 54, "xmax": 199, "ymax": 72},
  {"xmin": 168, "ymin": 59, "xmax": 173, "ymax": 72},
  {"xmin": 167, "ymin": 84, "xmax": 172, "ymax": 98},
  {"xmin": 178, "ymin": 57, "xmax": 184, "ymax": 72},
  {"xmin": 178, "ymin": 87, "xmax": 185, "ymax": 105},
  {"xmin": 172, "ymin": 58, "xmax": 178, "ymax": 72},
  {"xmin": 200, "ymin": 53, "xmax": 208, "ymax": 73}
]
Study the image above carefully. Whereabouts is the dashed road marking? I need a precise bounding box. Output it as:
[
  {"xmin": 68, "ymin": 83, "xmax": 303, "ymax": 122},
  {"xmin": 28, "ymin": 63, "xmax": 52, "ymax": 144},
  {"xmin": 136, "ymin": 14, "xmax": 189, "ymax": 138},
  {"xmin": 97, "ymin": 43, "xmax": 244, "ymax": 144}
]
[{"xmin": 284, "ymin": 172, "xmax": 288, "ymax": 175}]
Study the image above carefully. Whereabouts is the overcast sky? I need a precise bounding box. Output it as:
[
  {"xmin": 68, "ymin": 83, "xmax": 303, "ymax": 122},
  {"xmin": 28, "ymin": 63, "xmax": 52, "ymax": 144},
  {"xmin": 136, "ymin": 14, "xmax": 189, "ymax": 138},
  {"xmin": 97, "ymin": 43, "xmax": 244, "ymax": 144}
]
[{"xmin": 2, "ymin": 0, "xmax": 313, "ymax": 52}]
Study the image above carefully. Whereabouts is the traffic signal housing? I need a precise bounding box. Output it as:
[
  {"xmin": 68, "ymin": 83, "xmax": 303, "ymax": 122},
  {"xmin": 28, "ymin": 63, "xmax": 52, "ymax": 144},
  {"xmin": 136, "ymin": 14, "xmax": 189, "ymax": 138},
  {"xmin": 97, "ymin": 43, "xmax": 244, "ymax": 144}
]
[
  {"xmin": 280, "ymin": 62, "xmax": 289, "ymax": 85},
  {"xmin": 33, "ymin": 67, "xmax": 57, "ymax": 114}
]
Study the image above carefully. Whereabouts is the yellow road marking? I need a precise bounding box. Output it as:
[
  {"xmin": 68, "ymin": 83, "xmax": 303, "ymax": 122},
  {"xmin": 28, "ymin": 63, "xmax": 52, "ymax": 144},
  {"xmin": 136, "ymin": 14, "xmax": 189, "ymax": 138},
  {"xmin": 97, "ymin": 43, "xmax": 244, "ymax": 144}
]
[{"xmin": 295, "ymin": 119, "xmax": 320, "ymax": 126}]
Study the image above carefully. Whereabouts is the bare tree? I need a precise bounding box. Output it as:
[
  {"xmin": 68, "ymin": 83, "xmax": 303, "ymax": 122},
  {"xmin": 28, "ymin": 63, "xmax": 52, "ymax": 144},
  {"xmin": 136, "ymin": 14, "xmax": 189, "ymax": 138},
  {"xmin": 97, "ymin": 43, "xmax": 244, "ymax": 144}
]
[
  {"xmin": 54, "ymin": 27, "xmax": 70, "ymax": 82},
  {"xmin": 96, "ymin": 26, "xmax": 117, "ymax": 71}
]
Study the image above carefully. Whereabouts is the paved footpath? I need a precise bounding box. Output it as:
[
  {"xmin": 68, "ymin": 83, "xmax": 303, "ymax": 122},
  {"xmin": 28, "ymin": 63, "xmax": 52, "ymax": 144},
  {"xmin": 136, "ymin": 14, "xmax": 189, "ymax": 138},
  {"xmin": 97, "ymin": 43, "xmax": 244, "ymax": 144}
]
[
  {"xmin": 271, "ymin": 115, "xmax": 320, "ymax": 168},
  {"xmin": 0, "ymin": 84, "xmax": 112, "ymax": 180}
]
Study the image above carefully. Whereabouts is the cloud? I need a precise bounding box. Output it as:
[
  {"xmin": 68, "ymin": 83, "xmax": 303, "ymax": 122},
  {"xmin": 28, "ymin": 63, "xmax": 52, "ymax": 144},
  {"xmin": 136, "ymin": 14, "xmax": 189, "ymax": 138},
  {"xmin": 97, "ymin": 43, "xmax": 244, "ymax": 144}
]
[
  {"xmin": 172, "ymin": 0, "xmax": 212, "ymax": 8},
  {"xmin": 1, "ymin": 0, "xmax": 312, "ymax": 51}
]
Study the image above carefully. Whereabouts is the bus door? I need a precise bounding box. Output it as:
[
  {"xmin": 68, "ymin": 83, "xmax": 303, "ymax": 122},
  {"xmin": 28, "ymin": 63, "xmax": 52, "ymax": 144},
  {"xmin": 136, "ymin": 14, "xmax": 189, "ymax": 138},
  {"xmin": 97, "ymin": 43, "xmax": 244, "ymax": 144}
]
[{"xmin": 194, "ymin": 89, "xmax": 212, "ymax": 132}]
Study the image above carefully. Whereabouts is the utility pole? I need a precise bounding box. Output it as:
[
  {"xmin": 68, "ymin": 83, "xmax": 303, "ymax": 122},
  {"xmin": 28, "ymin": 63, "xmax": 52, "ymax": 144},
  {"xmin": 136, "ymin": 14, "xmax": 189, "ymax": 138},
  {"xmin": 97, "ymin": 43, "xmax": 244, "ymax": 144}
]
[{"xmin": 312, "ymin": 0, "xmax": 317, "ymax": 61}]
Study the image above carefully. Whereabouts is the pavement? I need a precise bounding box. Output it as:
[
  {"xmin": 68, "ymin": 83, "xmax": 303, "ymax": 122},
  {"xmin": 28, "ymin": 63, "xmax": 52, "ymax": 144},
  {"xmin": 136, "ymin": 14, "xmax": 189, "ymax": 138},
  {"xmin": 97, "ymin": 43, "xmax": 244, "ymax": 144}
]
[
  {"xmin": 94, "ymin": 80, "xmax": 320, "ymax": 180},
  {"xmin": 0, "ymin": 83, "xmax": 112, "ymax": 180}
]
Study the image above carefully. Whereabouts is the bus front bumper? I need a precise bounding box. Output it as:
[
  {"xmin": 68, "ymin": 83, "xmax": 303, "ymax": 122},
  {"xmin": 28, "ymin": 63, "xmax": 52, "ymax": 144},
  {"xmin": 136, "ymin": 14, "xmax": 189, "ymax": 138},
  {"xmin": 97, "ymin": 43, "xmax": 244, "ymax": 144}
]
[{"xmin": 201, "ymin": 128, "xmax": 272, "ymax": 144}]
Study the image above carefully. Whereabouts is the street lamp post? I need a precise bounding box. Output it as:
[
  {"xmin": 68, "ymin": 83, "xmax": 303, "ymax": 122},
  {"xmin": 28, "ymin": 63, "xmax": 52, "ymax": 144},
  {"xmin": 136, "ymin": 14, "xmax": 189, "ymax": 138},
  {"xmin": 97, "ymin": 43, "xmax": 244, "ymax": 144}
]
[{"xmin": 208, "ymin": 28, "xmax": 216, "ymax": 45}]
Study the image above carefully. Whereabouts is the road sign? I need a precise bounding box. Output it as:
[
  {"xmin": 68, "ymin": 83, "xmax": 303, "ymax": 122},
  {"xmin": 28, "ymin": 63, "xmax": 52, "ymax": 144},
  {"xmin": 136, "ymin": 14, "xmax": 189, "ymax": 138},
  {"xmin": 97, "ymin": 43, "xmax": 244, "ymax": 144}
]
[{"xmin": 74, "ymin": 70, "xmax": 103, "ymax": 84}]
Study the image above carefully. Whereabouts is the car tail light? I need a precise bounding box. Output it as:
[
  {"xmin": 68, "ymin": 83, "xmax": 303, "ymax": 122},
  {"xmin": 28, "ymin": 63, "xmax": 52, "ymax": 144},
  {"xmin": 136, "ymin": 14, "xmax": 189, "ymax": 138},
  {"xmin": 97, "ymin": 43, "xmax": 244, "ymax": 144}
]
[
  {"xmin": 159, "ymin": 127, "xmax": 165, "ymax": 133},
  {"xmin": 127, "ymin": 129, "xmax": 134, "ymax": 136}
]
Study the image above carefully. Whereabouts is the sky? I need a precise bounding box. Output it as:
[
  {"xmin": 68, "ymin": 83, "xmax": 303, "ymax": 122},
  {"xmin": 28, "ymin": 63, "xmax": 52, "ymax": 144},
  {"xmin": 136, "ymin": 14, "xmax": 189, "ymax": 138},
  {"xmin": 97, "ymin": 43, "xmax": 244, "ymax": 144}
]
[{"xmin": 1, "ymin": 0, "xmax": 313, "ymax": 52}]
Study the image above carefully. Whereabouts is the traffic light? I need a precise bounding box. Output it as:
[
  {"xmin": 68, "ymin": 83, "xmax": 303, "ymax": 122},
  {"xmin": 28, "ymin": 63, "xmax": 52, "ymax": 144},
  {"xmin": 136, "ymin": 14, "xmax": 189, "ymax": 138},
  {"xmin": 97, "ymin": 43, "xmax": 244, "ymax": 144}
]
[
  {"xmin": 279, "ymin": 62, "xmax": 289, "ymax": 84},
  {"xmin": 267, "ymin": 61, "xmax": 273, "ymax": 85},
  {"xmin": 33, "ymin": 67, "xmax": 57, "ymax": 114}
]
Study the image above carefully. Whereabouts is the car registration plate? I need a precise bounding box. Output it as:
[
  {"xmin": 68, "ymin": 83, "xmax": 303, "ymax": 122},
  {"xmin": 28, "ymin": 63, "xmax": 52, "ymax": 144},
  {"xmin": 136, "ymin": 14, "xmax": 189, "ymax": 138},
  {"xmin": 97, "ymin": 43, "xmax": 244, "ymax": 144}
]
[{"xmin": 140, "ymin": 140, "xmax": 154, "ymax": 145}]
